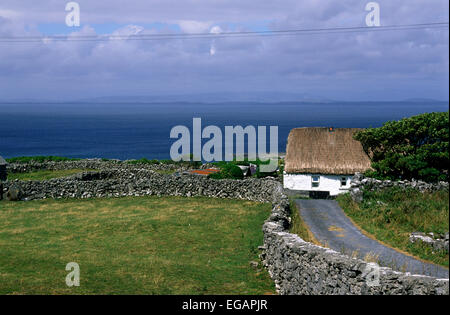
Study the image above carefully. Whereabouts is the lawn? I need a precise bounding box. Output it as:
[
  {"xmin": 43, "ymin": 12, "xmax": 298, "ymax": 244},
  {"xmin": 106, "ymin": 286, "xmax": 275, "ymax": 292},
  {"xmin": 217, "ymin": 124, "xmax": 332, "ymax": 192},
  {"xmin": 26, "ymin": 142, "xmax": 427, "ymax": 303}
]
[
  {"xmin": 7, "ymin": 169, "xmax": 94, "ymax": 181},
  {"xmin": 337, "ymin": 188, "xmax": 449, "ymax": 268},
  {"xmin": 0, "ymin": 196, "xmax": 275, "ymax": 295}
]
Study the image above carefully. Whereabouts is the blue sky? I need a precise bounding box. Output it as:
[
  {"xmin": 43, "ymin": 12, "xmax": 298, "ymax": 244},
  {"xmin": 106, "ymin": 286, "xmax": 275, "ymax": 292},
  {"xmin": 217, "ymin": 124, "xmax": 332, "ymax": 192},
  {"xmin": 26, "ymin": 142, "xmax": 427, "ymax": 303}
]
[{"xmin": 0, "ymin": 0, "xmax": 448, "ymax": 101}]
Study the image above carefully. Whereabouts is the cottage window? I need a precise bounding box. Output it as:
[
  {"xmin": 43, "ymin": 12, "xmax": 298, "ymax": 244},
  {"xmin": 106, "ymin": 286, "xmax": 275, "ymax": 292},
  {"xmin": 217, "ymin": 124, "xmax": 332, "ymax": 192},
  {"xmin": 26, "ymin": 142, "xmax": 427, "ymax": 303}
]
[
  {"xmin": 340, "ymin": 177, "xmax": 347, "ymax": 187},
  {"xmin": 311, "ymin": 176, "xmax": 320, "ymax": 188}
]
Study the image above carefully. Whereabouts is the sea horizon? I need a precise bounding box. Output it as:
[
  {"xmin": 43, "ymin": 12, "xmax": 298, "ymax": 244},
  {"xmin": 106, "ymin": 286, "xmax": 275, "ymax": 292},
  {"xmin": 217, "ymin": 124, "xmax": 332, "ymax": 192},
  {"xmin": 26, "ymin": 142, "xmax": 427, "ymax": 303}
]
[{"xmin": 0, "ymin": 100, "xmax": 448, "ymax": 160}]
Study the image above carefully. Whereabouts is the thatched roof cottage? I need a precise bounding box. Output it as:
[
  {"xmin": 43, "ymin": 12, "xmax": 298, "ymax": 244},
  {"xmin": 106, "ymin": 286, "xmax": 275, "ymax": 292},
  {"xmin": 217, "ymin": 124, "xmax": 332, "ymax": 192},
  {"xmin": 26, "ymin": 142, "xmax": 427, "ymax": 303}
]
[{"xmin": 283, "ymin": 127, "xmax": 371, "ymax": 197}]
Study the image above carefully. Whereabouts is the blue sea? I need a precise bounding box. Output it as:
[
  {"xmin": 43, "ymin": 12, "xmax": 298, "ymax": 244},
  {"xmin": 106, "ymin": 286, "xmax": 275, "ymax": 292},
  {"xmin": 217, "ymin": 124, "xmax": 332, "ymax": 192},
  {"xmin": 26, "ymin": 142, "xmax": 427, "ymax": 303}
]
[{"xmin": 0, "ymin": 101, "xmax": 448, "ymax": 160}]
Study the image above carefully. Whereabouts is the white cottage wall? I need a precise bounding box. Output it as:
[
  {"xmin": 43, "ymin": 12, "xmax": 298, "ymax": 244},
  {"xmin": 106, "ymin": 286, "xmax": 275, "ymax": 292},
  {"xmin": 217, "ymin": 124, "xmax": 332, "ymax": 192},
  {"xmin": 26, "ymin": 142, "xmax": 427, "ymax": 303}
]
[{"xmin": 283, "ymin": 173, "xmax": 351, "ymax": 196}]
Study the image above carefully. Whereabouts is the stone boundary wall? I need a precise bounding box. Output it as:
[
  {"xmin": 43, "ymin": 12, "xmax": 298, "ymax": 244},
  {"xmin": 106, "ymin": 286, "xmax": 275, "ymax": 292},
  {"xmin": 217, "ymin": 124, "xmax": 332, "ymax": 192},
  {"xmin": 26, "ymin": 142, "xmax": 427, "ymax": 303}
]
[
  {"xmin": 6, "ymin": 159, "xmax": 193, "ymax": 174},
  {"xmin": 349, "ymin": 173, "xmax": 449, "ymax": 202},
  {"xmin": 410, "ymin": 232, "xmax": 449, "ymax": 254},
  {"xmin": 1, "ymin": 167, "xmax": 448, "ymax": 295},
  {"xmin": 2, "ymin": 169, "xmax": 278, "ymax": 202}
]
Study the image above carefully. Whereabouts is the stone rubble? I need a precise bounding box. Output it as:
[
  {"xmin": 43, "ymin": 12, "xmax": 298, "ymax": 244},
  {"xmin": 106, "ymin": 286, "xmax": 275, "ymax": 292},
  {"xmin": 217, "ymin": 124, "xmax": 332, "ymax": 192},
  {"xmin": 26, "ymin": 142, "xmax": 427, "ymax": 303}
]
[{"xmin": 409, "ymin": 232, "xmax": 449, "ymax": 254}]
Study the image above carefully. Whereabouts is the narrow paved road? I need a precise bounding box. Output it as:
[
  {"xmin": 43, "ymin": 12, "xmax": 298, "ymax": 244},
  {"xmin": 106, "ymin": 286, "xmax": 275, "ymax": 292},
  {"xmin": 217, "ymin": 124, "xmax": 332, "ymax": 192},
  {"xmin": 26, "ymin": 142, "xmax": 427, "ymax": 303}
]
[{"xmin": 296, "ymin": 199, "xmax": 449, "ymax": 279}]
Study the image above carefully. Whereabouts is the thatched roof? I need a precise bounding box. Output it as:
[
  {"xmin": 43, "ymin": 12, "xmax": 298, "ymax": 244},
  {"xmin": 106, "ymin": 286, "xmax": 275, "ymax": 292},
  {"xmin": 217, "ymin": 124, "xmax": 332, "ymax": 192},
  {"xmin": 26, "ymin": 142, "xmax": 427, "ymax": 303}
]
[{"xmin": 285, "ymin": 127, "xmax": 372, "ymax": 175}]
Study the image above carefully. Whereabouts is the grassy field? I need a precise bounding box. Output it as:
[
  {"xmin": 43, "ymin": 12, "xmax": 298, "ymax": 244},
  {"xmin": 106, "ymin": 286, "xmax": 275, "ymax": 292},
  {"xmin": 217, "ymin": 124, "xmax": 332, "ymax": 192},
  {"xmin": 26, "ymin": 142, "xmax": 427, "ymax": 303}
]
[
  {"xmin": 0, "ymin": 196, "xmax": 275, "ymax": 295},
  {"xmin": 7, "ymin": 169, "xmax": 93, "ymax": 181},
  {"xmin": 337, "ymin": 188, "xmax": 449, "ymax": 267}
]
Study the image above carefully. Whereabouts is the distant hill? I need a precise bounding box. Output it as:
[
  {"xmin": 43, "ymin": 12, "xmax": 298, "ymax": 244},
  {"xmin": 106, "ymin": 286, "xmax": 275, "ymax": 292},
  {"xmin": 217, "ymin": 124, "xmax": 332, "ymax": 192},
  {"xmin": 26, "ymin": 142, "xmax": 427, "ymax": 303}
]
[
  {"xmin": 77, "ymin": 92, "xmax": 335, "ymax": 104},
  {"xmin": 0, "ymin": 94, "xmax": 448, "ymax": 104},
  {"xmin": 0, "ymin": 92, "xmax": 334, "ymax": 104},
  {"xmin": 402, "ymin": 98, "xmax": 448, "ymax": 103}
]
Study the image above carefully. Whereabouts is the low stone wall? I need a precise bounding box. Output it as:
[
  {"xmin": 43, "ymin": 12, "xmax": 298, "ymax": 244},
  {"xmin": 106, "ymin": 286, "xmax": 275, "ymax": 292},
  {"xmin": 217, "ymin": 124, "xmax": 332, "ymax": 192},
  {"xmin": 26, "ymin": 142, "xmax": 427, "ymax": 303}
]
[
  {"xmin": 349, "ymin": 173, "xmax": 449, "ymax": 202},
  {"xmin": 260, "ymin": 185, "xmax": 449, "ymax": 295},
  {"xmin": 410, "ymin": 232, "xmax": 449, "ymax": 254},
  {"xmin": 6, "ymin": 159, "xmax": 192, "ymax": 174},
  {"xmin": 2, "ymin": 169, "xmax": 278, "ymax": 202}
]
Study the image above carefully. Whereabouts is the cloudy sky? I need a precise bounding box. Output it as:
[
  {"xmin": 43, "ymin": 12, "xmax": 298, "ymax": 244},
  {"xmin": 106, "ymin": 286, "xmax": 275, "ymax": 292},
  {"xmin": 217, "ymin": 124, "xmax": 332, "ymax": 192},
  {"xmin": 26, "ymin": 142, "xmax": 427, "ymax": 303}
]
[{"xmin": 0, "ymin": 0, "xmax": 448, "ymax": 101}]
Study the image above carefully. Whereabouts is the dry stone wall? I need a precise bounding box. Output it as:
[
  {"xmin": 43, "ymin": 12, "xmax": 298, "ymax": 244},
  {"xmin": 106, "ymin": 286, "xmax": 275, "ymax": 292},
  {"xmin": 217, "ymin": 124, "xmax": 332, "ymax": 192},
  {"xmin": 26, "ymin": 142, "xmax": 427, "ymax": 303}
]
[
  {"xmin": 6, "ymin": 159, "xmax": 190, "ymax": 174},
  {"xmin": 2, "ymin": 169, "xmax": 277, "ymax": 202},
  {"xmin": 349, "ymin": 173, "xmax": 449, "ymax": 202}
]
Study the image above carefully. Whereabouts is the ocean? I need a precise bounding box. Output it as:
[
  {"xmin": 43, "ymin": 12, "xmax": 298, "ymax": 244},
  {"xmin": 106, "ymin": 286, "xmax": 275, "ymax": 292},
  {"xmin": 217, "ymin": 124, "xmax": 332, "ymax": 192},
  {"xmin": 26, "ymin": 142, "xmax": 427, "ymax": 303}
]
[{"xmin": 0, "ymin": 101, "xmax": 448, "ymax": 160}]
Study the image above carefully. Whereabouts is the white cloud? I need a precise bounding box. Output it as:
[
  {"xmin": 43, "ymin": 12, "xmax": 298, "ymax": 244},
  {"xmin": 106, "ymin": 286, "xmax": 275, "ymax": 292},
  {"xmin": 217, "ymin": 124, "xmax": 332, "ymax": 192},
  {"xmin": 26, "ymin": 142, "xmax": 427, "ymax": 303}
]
[
  {"xmin": 112, "ymin": 24, "xmax": 144, "ymax": 36},
  {"xmin": 209, "ymin": 45, "xmax": 216, "ymax": 56},
  {"xmin": 209, "ymin": 25, "xmax": 222, "ymax": 56},
  {"xmin": 0, "ymin": 9, "xmax": 21, "ymax": 19},
  {"xmin": 177, "ymin": 20, "xmax": 211, "ymax": 33},
  {"xmin": 209, "ymin": 25, "xmax": 222, "ymax": 34}
]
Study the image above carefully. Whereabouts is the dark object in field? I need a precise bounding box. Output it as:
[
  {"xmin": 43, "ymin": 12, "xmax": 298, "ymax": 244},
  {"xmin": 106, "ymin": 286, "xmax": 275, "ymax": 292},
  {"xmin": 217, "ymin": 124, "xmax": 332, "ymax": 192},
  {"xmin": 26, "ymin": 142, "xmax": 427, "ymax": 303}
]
[
  {"xmin": 0, "ymin": 156, "xmax": 7, "ymax": 182},
  {"xmin": 0, "ymin": 156, "xmax": 7, "ymax": 200},
  {"xmin": 4, "ymin": 184, "xmax": 23, "ymax": 201}
]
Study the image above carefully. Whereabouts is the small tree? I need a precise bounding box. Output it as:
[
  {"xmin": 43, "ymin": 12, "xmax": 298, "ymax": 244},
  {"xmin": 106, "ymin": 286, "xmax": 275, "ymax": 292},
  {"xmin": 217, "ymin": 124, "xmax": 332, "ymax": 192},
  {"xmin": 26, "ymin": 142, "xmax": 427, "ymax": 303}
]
[
  {"xmin": 354, "ymin": 111, "xmax": 449, "ymax": 182},
  {"xmin": 209, "ymin": 163, "xmax": 244, "ymax": 180}
]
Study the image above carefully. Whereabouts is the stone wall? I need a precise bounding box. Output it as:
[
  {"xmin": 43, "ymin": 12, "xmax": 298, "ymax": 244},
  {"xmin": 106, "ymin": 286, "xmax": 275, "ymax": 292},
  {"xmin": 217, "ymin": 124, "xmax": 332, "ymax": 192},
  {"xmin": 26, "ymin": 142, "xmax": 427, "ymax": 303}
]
[
  {"xmin": 260, "ymin": 184, "xmax": 449, "ymax": 295},
  {"xmin": 5, "ymin": 159, "xmax": 192, "ymax": 174},
  {"xmin": 349, "ymin": 173, "xmax": 449, "ymax": 202},
  {"xmin": 410, "ymin": 232, "xmax": 449, "ymax": 254},
  {"xmin": 2, "ymin": 169, "xmax": 278, "ymax": 202}
]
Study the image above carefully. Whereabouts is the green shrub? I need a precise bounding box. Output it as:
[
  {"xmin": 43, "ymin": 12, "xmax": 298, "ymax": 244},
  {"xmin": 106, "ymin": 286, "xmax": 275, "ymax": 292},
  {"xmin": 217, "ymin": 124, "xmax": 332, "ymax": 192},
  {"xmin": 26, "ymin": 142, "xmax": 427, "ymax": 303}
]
[
  {"xmin": 354, "ymin": 111, "xmax": 449, "ymax": 182},
  {"xmin": 209, "ymin": 163, "xmax": 244, "ymax": 180},
  {"xmin": 213, "ymin": 157, "xmax": 273, "ymax": 167},
  {"xmin": 211, "ymin": 157, "xmax": 280, "ymax": 178}
]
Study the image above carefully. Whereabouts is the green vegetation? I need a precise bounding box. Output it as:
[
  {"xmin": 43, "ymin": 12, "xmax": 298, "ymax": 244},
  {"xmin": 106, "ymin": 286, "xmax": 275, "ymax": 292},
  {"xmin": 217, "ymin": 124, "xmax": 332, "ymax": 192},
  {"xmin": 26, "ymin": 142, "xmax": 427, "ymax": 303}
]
[
  {"xmin": 337, "ymin": 188, "xmax": 449, "ymax": 267},
  {"xmin": 354, "ymin": 111, "xmax": 449, "ymax": 182},
  {"xmin": 209, "ymin": 163, "xmax": 244, "ymax": 180},
  {"xmin": 0, "ymin": 196, "xmax": 275, "ymax": 295},
  {"xmin": 7, "ymin": 169, "xmax": 93, "ymax": 181},
  {"xmin": 213, "ymin": 157, "xmax": 272, "ymax": 167},
  {"xmin": 6, "ymin": 156, "xmax": 82, "ymax": 163},
  {"xmin": 209, "ymin": 157, "xmax": 281, "ymax": 180}
]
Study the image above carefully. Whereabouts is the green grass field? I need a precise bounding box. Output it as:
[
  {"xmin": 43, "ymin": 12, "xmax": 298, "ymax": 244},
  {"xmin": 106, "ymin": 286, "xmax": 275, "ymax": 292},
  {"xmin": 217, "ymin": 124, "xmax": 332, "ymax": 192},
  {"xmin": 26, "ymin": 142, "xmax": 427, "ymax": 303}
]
[
  {"xmin": 337, "ymin": 189, "xmax": 449, "ymax": 267},
  {"xmin": 7, "ymin": 169, "xmax": 93, "ymax": 181},
  {"xmin": 0, "ymin": 196, "xmax": 275, "ymax": 295}
]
